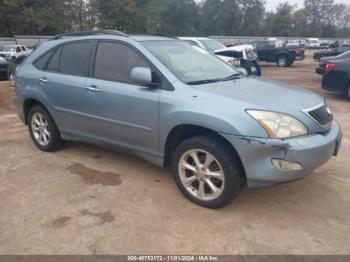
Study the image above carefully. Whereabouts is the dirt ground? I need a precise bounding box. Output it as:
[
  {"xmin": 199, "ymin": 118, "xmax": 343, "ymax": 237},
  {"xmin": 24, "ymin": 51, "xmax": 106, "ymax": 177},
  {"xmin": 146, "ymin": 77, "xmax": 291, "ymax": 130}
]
[{"xmin": 0, "ymin": 52, "xmax": 349, "ymax": 255}]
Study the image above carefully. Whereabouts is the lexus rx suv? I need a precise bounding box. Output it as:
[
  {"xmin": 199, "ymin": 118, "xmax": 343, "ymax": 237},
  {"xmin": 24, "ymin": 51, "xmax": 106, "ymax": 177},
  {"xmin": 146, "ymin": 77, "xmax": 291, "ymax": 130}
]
[{"xmin": 13, "ymin": 31, "xmax": 342, "ymax": 208}]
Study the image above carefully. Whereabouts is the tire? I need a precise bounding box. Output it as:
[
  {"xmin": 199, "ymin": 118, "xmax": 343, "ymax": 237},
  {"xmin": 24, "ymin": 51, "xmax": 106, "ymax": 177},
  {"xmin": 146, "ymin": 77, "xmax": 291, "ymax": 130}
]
[
  {"xmin": 28, "ymin": 105, "xmax": 63, "ymax": 152},
  {"xmin": 7, "ymin": 71, "xmax": 12, "ymax": 81},
  {"xmin": 171, "ymin": 135, "xmax": 244, "ymax": 209},
  {"xmin": 242, "ymin": 60, "xmax": 261, "ymax": 76},
  {"xmin": 250, "ymin": 60, "xmax": 261, "ymax": 76},
  {"xmin": 287, "ymin": 60, "xmax": 294, "ymax": 67},
  {"xmin": 276, "ymin": 55, "xmax": 289, "ymax": 67}
]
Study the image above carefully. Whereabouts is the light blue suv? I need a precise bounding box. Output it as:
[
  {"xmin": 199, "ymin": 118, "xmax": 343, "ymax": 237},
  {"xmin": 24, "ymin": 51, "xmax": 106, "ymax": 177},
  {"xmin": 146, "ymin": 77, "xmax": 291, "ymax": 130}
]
[{"xmin": 13, "ymin": 31, "xmax": 342, "ymax": 208}]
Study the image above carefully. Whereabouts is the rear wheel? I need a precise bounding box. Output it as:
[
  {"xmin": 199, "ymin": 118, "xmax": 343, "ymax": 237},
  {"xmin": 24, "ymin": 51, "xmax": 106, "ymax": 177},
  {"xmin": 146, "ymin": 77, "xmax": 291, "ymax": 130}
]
[
  {"xmin": 277, "ymin": 55, "xmax": 289, "ymax": 67},
  {"xmin": 171, "ymin": 136, "xmax": 243, "ymax": 208},
  {"xmin": 28, "ymin": 105, "xmax": 63, "ymax": 152}
]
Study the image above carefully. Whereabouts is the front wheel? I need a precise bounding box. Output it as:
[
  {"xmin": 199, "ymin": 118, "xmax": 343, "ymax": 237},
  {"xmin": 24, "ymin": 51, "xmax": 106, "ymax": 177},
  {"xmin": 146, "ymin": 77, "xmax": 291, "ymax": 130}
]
[
  {"xmin": 171, "ymin": 136, "xmax": 244, "ymax": 208},
  {"xmin": 244, "ymin": 60, "xmax": 261, "ymax": 76}
]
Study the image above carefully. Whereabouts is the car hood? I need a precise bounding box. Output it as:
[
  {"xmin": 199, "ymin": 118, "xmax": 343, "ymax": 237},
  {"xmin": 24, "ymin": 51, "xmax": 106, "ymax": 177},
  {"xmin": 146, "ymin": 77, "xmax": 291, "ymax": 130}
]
[{"xmin": 192, "ymin": 77, "xmax": 323, "ymax": 113}]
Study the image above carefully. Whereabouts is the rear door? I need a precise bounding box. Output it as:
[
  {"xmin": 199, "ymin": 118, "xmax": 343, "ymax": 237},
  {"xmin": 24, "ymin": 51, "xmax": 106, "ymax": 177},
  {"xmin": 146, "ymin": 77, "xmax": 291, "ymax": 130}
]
[{"xmin": 36, "ymin": 40, "xmax": 95, "ymax": 137}]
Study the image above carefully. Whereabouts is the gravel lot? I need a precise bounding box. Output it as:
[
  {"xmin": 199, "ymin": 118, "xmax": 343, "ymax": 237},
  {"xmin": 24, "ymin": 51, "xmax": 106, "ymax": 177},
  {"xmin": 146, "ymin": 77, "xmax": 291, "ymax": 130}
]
[{"xmin": 0, "ymin": 52, "xmax": 349, "ymax": 255}]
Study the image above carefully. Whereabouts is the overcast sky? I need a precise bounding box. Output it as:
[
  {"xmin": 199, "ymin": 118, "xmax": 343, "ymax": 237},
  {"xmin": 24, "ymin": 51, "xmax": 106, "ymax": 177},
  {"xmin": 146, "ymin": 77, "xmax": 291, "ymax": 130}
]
[{"xmin": 265, "ymin": 0, "xmax": 345, "ymax": 11}]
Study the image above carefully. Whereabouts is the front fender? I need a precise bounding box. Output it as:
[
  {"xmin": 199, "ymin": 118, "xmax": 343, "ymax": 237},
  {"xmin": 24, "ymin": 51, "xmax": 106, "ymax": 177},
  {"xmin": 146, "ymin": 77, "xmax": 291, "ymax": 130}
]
[{"xmin": 158, "ymin": 109, "xmax": 268, "ymax": 156}]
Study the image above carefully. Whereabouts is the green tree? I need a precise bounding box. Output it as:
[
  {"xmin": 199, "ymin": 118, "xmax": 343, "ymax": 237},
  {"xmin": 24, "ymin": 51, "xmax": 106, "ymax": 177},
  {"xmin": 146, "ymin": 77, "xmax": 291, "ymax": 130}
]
[
  {"xmin": 240, "ymin": 0, "xmax": 265, "ymax": 36},
  {"xmin": 270, "ymin": 3, "xmax": 295, "ymax": 37}
]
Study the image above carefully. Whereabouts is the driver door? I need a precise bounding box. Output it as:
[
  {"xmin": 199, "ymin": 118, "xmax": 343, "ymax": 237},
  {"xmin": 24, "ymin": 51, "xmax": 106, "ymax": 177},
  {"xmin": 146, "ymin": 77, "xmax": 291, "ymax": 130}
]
[{"xmin": 82, "ymin": 41, "xmax": 160, "ymax": 156}]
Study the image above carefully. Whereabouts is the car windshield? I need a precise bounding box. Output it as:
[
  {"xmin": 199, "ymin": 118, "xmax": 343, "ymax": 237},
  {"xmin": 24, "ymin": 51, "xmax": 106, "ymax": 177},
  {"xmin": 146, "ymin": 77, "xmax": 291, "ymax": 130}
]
[
  {"xmin": 199, "ymin": 39, "xmax": 226, "ymax": 52},
  {"xmin": 142, "ymin": 40, "xmax": 240, "ymax": 84},
  {"xmin": 2, "ymin": 45, "xmax": 16, "ymax": 51}
]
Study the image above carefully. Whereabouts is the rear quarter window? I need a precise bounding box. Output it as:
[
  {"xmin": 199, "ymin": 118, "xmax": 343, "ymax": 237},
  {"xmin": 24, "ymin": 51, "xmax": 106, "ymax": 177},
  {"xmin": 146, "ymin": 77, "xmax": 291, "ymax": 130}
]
[
  {"xmin": 46, "ymin": 47, "xmax": 61, "ymax": 72},
  {"xmin": 33, "ymin": 49, "xmax": 55, "ymax": 70}
]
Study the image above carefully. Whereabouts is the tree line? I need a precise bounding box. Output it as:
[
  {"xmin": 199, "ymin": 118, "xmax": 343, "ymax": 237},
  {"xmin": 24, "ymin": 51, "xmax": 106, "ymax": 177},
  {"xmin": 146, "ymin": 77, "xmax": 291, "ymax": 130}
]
[{"xmin": 1, "ymin": 0, "xmax": 350, "ymax": 38}]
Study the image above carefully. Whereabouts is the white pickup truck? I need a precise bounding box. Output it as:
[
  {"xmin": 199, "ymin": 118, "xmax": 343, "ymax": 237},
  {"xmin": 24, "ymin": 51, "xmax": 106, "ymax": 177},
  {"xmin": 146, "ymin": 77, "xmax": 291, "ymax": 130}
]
[
  {"xmin": 179, "ymin": 37, "xmax": 261, "ymax": 76},
  {"xmin": 0, "ymin": 45, "xmax": 30, "ymax": 61}
]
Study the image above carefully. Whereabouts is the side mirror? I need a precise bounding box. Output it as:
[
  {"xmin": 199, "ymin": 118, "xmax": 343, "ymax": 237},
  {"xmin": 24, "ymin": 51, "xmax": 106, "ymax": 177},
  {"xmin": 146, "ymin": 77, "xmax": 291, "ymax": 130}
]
[{"xmin": 130, "ymin": 67, "xmax": 159, "ymax": 88}]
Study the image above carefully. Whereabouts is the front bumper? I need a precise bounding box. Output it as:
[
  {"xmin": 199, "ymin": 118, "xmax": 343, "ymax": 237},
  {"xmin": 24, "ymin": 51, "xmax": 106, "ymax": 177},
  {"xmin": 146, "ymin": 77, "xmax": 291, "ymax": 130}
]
[{"xmin": 222, "ymin": 120, "xmax": 342, "ymax": 188}]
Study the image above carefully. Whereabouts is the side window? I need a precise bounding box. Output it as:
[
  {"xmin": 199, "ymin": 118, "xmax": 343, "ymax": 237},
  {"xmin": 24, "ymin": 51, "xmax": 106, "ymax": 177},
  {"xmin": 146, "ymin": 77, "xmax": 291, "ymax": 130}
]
[
  {"xmin": 46, "ymin": 47, "xmax": 61, "ymax": 72},
  {"xmin": 33, "ymin": 49, "xmax": 55, "ymax": 70},
  {"xmin": 59, "ymin": 41, "xmax": 92, "ymax": 76},
  {"xmin": 16, "ymin": 47, "xmax": 21, "ymax": 53},
  {"xmin": 94, "ymin": 41, "xmax": 149, "ymax": 84},
  {"xmin": 21, "ymin": 46, "xmax": 26, "ymax": 51}
]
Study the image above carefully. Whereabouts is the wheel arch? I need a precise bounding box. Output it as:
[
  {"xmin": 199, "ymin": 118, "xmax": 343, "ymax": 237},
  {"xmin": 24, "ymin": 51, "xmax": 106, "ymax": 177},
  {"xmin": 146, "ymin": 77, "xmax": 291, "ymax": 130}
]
[
  {"xmin": 23, "ymin": 98, "xmax": 49, "ymax": 125},
  {"xmin": 162, "ymin": 124, "xmax": 246, "ymax": 180},
  {"xmin": 275, "ymin": 51, "xmax": 290, "ymax": 60}
]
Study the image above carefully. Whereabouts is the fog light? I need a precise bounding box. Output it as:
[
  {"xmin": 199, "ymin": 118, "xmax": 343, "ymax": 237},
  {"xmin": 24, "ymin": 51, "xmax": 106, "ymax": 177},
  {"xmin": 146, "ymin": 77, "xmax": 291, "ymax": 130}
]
[{"xmin": 272, "ymin": 159, "xmax": 303, "ymax": 171}]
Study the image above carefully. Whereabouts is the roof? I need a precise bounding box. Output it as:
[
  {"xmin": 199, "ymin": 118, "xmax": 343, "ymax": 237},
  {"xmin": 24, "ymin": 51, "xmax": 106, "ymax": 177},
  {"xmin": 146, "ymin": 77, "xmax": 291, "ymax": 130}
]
[
  {"xmin": 130, "ymin": 34, "xmax": 177, "ymax": 42},
  {"xmin": 51, "ymin": 30, "xmax": 177, "ymax": 42}
]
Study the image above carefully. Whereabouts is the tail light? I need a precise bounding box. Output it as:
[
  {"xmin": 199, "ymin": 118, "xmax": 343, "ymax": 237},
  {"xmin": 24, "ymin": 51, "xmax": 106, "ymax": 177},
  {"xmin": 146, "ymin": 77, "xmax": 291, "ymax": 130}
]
[{"xmin": 326, "ymin": 63, "xmax": 336, "ymax": 72}]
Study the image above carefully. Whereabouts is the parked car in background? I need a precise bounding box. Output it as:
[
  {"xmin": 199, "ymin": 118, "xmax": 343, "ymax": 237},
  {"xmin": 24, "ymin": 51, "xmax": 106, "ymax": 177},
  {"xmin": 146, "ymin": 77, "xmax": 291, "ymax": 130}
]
[
  {"xmin": 268, "ymin": 38, "xmax": 284, "ymax": 47},
  {"xmin": 0, "ymin": 45, "xmax": 29, "ymax": 61},
  {"xmin": 0, "ymin": 56, "xmax": 9, "ymax": 80},
  {"xmin": 14, "ymin": 30, "xmax": 342, "ymax": 208},
  {"xmin": 316, "ymin": 51, "xmax": 350, "ymax": 75},
  {"xmin": 322, "ymin": 57, "xmax": 350, "ymax": 99},
  {"xmin": 306, "ymin": 38, "xmax": 320, "ymax": 49},
  {"xmin": 251, "ymin": 40, "xmax": 304, "ymax": 67},
  {"xmin": 7, "ymin": 54, "xmax": 27, "ymax": 85},
  {"xmin": 179, "ymin": 37, "xmax": 261, "ymax": 76},
  {"xmin": 313, "ymin": 45, "xmax": 350, "ymax": 61},
  {"xmin": 320, "ymin": 41, "xmax": 330, "ymax": 49},
  {"xmin": 283, "ymin": 40, "xmax": 305, "ymax": 61},
  {"xmin": 285, "ymin": 40, "xmax": 300, "ymax": 48}
]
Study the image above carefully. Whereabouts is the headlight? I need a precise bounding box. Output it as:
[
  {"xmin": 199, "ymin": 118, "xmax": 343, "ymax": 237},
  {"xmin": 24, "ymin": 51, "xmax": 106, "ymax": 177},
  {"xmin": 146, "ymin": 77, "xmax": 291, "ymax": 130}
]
[
  {"xmin": 247, "ymin": 110, "xmax": 308, "ymax": 139},
  {"xmin": 228, "ymin": 58, "xmax": 240, "ymax": 66}
]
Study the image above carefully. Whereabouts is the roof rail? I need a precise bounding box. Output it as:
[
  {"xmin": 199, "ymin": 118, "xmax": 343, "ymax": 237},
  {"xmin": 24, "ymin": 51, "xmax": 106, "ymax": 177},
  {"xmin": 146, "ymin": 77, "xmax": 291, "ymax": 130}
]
[
  {"xmin": 127, "ymin": 32, "xmax": 178, "ymax": 39},
  {"xmin": 51, "ymin": 30, "xmax": 129, "ymax": 40}
]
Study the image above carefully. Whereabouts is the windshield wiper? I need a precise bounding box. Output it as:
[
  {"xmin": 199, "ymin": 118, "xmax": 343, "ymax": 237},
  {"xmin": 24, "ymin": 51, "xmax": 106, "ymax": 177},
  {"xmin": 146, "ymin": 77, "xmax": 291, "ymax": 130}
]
[
  {"xmin": 187, "ymin": 73, "xmax": 241, "ymax": 85},
  {"xmin": 224, "ymin": 73, "xmax": 241, "ymax": 80},
  {"xmin": 187, "ymin": 79, "xmax": 223, "ymax": 85}
]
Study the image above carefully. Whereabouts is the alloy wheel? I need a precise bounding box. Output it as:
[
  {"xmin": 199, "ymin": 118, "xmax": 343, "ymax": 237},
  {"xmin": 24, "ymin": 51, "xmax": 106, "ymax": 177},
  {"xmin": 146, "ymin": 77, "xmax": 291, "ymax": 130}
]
[
  {"xmin": 278, "ymin": 57, "xmax": 287, "ymax": 67},
  {"xmin": 178, "ymin": 149, "xmax": 225, "ymax": 201},
  {"xmin": 31, "ymin": 112, "xmax": 51, "ymax": 146}
]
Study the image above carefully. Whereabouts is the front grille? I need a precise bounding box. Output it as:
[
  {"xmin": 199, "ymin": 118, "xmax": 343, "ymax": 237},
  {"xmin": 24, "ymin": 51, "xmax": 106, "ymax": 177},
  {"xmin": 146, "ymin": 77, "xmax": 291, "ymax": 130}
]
[{"xmin": 308, "ymin": 104, "xmax": 333, "ymax": 126}]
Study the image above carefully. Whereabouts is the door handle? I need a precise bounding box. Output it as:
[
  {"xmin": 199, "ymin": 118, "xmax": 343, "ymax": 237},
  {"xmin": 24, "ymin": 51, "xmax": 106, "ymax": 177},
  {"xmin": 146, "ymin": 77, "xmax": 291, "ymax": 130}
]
[
  {"xmin": 39, "ymin": 77, "xmax": 48, "ymax": 84},
  {"xmin": 85, "ymin": 85, "xmax": 100, "ymax": 93}
]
